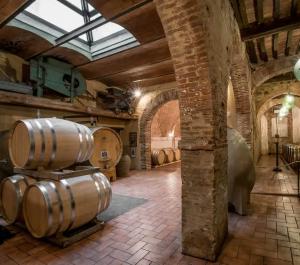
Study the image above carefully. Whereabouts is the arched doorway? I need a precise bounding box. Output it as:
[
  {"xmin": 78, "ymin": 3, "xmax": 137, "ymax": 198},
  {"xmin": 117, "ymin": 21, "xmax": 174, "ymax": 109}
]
[
  {"xmin": 139, "ymin": 89, "xmax": 178, "ymax": 169},
  {"xmin": 151, "ymin": 100, "xmax": 181, "ymax": 165}
]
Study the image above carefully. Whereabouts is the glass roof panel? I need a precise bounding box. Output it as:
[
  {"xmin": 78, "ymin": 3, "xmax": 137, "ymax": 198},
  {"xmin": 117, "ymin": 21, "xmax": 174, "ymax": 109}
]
[
  {"xmin": 26, "ymin": 0, "xmax": 85, "ymax": 32},
  {"xmin": 88, "ymin": 3, "xmax": 95, "ymax": 11},
  {"xmin": 17, "ymin": 0, "xmax": 140, "ymax": 60},
  {"xmin": 65, "ymin": 0, "xmax": 83, "ymax": 9},
  {"xmin": 93, "ymin": 22, "xmax": 124, "ymax": 41}
]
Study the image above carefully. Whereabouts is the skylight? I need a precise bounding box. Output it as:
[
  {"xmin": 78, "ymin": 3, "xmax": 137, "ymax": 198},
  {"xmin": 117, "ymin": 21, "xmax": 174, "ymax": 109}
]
[
  {"xmin": 26, "ymin": 0, "xmax": 84, "ymax": 32},
  {"xmin": 12, "ymin": 0, "xmax": 140, "ymax": 61},
  {"xmin": 93, "ymin": 23, "xmax": 124, "ymax": 42}
]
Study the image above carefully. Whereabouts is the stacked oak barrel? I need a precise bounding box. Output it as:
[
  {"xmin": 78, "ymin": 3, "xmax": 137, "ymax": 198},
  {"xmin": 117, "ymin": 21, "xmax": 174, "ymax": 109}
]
[
  {"xmin": 151, "ymin": 148, "xmax": 181, "ymax": 166},
  {"xmin": 0, "ymin": 118, "xmax": 111, "ymax": 238}
]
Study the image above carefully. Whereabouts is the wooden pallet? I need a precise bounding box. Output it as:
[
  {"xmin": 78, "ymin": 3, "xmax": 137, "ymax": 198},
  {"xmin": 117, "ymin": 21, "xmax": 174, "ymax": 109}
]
[
  {"xmin": 152, "ymin": 160, "xmax": 181, "ymax": 168},
  {"xmin": 13, "ymin": 166, "xmax": 100, "ymax": 181},
  {"xmin": 13, "ymin": 218, "xmax": 105, "ymax": 248},
  {"xmin": 46, "ymin": 218, "xmax": 105, "ymax": 248}
]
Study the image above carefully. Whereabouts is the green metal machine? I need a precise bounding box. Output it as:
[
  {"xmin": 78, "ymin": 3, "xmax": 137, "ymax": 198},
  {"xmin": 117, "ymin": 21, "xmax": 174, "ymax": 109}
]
[{"xmin": 30, "ymin": 57, "xmax": 86, "ymax": 98}]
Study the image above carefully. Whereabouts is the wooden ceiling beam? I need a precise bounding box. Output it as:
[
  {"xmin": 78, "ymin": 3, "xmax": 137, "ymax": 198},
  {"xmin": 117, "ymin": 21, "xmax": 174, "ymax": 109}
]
[
  {"xmin": 257, "ymin": 38, "xmax": 268, "ymax": 62},
  {"xmin": 246, "ymin": 41, "xmax": 258, "ymax": 63},
  {"xmin": 285, "ymin": 31, "xmax": 293, "ymax": 56},
  {"xmin": 78, "ymin": 38, "xmax": 170, "ymax": 79},
  {"xmin": 254, "ymin": 0, "xmax": 264, "ymax": 24},
  {"xmin": 271, "ymin": 0, "xmax": 280, "ymax": 59},
  {"xmin": 230, "ymin": 0, "xmax": 249, "ymax": 28},
  {"xmin": 291, "ymin": 0, "xmax": 299, "ymax": 16},
  {"xmin": 127, "ymin": 74, "xmax": 175, "ymax": 88},
  {"xmin": 272, "ymin": 34, "xmax": 278, "ymax": 59},
  {"xmin": 0, "ymin": 0, "xmax": 35, "ymax": 28},
  {"xmin": 273, "ymin": 0, "xmax": 280, "ymax": 20},
  {"xmin": 241, "ymin": 16, "xmax": 300, "ymax": 41},
  {"xmin": 286, "ymin": 0, "xmax": 298, "ymax": 56}
]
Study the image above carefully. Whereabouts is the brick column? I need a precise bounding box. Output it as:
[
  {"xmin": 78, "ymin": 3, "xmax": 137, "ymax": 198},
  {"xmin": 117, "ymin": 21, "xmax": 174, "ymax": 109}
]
[
  {"xmin": 155, "ymin": 0, "xmax": 238, "ymax": 261},
  {"xmin": 231, "ymin": 60, "xmax": 252, "ymax": 147}
]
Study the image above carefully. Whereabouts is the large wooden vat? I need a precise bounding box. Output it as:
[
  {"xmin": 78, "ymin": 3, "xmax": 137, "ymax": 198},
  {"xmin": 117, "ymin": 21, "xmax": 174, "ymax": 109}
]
[
  {"xmin": 89, "ymin": 127, "xmax": 123, "ymax": 170},
  {"xmin": 163, "ymin": 148, "xmax": 174, "ymax": 163},
  {"xmin": 9, "ymin": 118, "xmax": 94, "ymax": 170},
  {"xmin": 0, "ymin": 175, "xmax": 35, "ymax": 224},
  {"xmin": 23, "ymin": 172, "xmax": 111, "ymax": 238},
  {"xmin": 173, "ymin": 149, "xmax": 181, "ymax": 161},
  {"xmin": 151, "ymin": 149, "xmax": 165, "ymax": 165}
]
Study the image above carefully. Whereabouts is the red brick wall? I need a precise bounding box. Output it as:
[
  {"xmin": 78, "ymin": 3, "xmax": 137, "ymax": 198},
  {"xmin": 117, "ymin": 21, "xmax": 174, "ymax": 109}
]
[
  {"xmin": 151, "ymin": 100, "xmax": 180, "ymax": 137},
  {"xmin": 139, "ymin": 89, "xmax": 178, "ymax": 169}
]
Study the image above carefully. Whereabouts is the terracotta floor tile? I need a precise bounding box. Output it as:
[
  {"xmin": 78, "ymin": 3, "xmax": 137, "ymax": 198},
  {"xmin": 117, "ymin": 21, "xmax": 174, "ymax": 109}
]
[{"xmin": 1, "ymin": 157, "xmax": 300, "ymax": 265}]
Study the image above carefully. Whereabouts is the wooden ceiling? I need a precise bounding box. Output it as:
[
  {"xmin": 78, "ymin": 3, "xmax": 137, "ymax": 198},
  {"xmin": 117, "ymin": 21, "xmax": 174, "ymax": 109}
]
[
  {"xmin": 0, "ymin": 0, "xmax": 174, "ymax": 88},
  {"xmin": 6, "ymin": 1, "xmax": 299, "ymax": 88},
  {"xmin": 231, "ymin": 0, "xmax": 300, "ymax": 67}
]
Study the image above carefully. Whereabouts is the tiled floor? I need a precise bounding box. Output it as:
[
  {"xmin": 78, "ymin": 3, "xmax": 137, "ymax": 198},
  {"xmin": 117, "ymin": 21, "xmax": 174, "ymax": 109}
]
[
  {"xmin": 1, "ymin": 156, "xmax": 300, "ymax": 265},
  {"xmin": 253, "ymin": 156, "xmax": 298, "ymax": 195}
]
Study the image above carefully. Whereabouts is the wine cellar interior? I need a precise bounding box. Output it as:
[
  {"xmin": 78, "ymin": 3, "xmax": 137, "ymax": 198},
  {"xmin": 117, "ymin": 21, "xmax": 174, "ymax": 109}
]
[{"xmin": 3, "ymin": 0, "xmax": 300, "ymax": 265}]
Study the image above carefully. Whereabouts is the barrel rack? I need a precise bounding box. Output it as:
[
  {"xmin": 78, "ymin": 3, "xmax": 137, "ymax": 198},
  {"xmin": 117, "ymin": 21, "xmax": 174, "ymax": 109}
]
[
  {"xmin": 152, "ymin": 160, "xmax": 181, "ymax": 168},
  {"xmin": 12, "ymin": 166, "xmax": 106, "ymax": 248},
  {"xmin": 13, "ymin": 166, "xmax": 100, "ymax": 181}
]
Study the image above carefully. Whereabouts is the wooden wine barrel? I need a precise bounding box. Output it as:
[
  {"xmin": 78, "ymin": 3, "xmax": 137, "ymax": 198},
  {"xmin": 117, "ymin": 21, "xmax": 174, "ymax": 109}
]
[
  {"xmin": 151, "ymin": 149, "xmax": 165, "ymax": 165},
  {"xmin": 116, "ymin": 155, "xmax": 131, "ymax": 178},
  {"xmin": 9, "ymin": 118, "xmax": 94, "ymax": 170},
  {"xmin": 163, "ymin": 148, "xmax": 174, "ymax": 163},
  {"xmin": 0, "ymin": 175, "xmax": 36, "ymax": 224},
  {"xmin": 89, "ymin": 127, "xmax": 123, "ymax": 170},
  {"xmin": 23, "ymin": 172, "xmax": 111, "ymax": 238},
  {"xmin": 173, "ymin": 148, "xmax": 181, "ymax": 161}
]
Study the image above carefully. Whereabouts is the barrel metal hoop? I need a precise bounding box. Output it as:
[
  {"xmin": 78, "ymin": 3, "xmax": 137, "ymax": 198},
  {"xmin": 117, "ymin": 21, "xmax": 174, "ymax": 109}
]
[
  {"xmin": 89, "ymin": 133, "xmax": 94, "ymax": 157},
  {"xmin": 75, "ymin": 124, "xmax": 83, "ymax": 162},
  {"xmin": 22, "ymin": 175, "xmax": 29, "ymax": 186},
  {"xmin": 101, "ymin": 178, "xmax": 109, "ymax": 211},
  {"xmin": 60, "ymin": 179, "xmax": 76, "ymax": 231},
  {"xmin": 86, "ymin": 128, "xmax": 94, "ymax": 161},
  {"xmin": 36, "ymin": 183, "xmax": 53, "ymax": 237},
  {"xmin": 48, "ymin": 182, "xmax": 64, "ymax": 234},
  {"xmin": 104, "ymin": 175, "xmax": 112, "ymax": 210},
  {"xmin": 91, "ymin": 173, "xmax": 102, "ymax": 213},
  {"xmin": 98, "ymin": 173, "xmax": 111, "ymax": 211},
  {"xmin": 23, "ymin": 120, "xmax": 35, "ymax": 168},
  {"xmin": 34, "ymin": 120, "xmax": 46, "ymax": 163},
  {"xmin": 83, "ymin": 130, "xmax": 90, "ymax": 161},
  {"xmin": 45, "ymin": 119, "xmax": 57, "ymax": 167}
]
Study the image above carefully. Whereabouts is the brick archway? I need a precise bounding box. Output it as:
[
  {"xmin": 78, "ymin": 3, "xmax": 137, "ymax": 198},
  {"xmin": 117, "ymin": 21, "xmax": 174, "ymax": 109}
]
[
  {"xmin": 139, "ymin": 89, "xmax": 178, "ymax": 169},
  {"xmin": 252, "ymin": 55, "xmax": 299, "ymax": 89}
]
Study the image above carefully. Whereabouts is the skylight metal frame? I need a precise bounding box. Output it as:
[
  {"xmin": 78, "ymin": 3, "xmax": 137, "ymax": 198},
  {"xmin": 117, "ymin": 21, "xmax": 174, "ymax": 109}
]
[{"xmin": 7, "ymin": 0, "xmax": 146, "ymax": 61}]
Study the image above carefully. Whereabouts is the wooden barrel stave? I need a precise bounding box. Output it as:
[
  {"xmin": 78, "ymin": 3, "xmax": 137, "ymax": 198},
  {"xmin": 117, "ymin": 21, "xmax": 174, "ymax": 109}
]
[
  {"xmin": 23, "ymin": 172, "xmax": 111, "ymax": 238},
  {"xmin": 151, "ymin": 149, "xmax": 165, "ymax": 165},
  {"xmin": 9, "ymin": 118, "xmax": 94, "ymax": 170},
  {"xmin": 0, "ymin": 175, "xmax": 35, "ymax": 224},
  {"xmin": 163, "ymin": 148, "xmax": 174, "ymax": 163}
]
